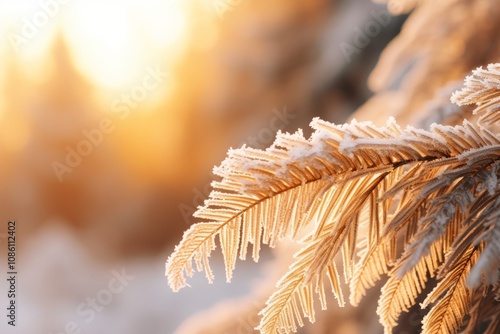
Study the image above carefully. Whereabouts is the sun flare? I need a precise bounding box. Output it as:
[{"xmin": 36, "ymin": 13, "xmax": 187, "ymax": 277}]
[
  {"xmin": 62, "ymin": 0, "xmax": 188, "ymax": 90},
  {"xmin": 0, "ymin": 0, "xmax": 189, "ymax": 90}
]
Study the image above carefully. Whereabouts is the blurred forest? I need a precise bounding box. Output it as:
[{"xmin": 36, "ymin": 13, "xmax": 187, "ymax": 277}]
[
  {"xmin": 0, "ymin": 0, "xmax": 405, "ymax": 259},
  {"xmin": 3, "ymin": 0, "xmax": 498, "ymax": 333}
]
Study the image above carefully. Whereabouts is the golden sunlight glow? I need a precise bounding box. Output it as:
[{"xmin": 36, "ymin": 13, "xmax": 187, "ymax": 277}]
[
  {"xmin": 0, "ymin": 0, "xmax": 189, "ymax": 90},
  {"xmin": 62, "ymin": 0, "xmax": 188, "ymax": 90},
  {"xmin": 0, "ymin": 0, "xmax": 194, "ymax": 166}
]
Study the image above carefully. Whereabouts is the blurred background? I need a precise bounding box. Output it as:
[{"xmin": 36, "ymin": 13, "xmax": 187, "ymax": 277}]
[{"xmin": 0, "ymin": 0, "xmax": 408, "ymax": 333}]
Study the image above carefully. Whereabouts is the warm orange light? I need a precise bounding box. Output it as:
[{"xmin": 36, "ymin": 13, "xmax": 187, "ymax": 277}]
[
  {"xmin": 62, "ymin": 0, "xmax": 188, "ymax": 90},
  {"xmin": 0, "ymin": 0, "xmax": 189, "ymax": 90}
]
